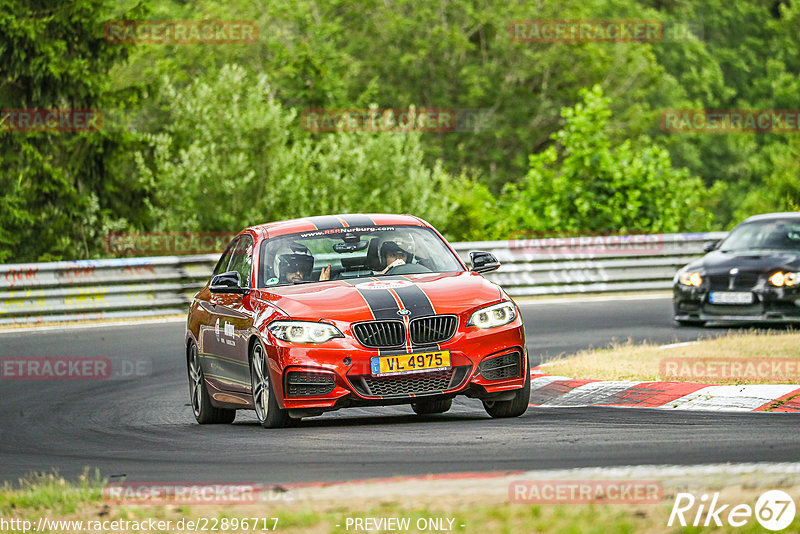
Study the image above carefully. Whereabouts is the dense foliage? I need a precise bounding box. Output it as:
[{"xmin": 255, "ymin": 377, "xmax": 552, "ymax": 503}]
[{"xmin": 2, "ymin": 0, "xmax": 799, "ymax": 261}]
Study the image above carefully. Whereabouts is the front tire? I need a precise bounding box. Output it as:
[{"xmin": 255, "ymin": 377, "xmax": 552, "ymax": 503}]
[
  {"xmin": 482, "ymin": 358, "xmax": 530, "ymax": 419},
  {"xmin": 188, "ymin": 341, "xmax": 235, "ymax": 424},
  {"xmin": 411, "ymin": 398, "xmax": 453, "ymax": 415},
  {"xmin": 250, "ymin": 341, "xmax": 291, "ymax": 429}
]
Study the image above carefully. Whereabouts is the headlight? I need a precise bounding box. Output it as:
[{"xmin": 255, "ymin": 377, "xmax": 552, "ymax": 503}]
[
  {"xmin": 679, "ymin": 271, "xmax": 703, "ymax": 287},
  {"xmin": 268, "ymin": 321, "xmax": 344, "ymax": 343},
  {"xmin": 769, "ymin": 271, "xmax": 798, "ymax": 287},
  {"xmin": 467, "ymin": 301, "xmax": 517, "ymax": 329}
]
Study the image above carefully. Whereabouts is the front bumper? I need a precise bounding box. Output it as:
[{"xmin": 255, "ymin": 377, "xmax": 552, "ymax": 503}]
[
  {"xmin": 673, "ymin": 284, "xmax": 800, "ymax": 323},
  {"xmin": 265, "ymin": 320, "xmax": 528, "ymax": 411}
]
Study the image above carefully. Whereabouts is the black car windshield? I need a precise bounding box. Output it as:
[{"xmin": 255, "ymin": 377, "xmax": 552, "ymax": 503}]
[
  {"xmin": 258, "ymin": 224, "xmax": 464, "ymax": 287},
  {"xmin": 719, "ymin": 219, "xmax": 800, "ymax": 252}
]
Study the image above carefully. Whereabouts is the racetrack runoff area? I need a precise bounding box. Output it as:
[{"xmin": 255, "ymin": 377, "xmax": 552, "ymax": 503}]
[{"xmin": 3, "ymin": 463, "xmax": 800, "ymax": 533}]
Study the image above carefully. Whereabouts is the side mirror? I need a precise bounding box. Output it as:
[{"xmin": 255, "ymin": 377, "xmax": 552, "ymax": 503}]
[
  {"xmin": 469, "ymin": 251, "xmax": 500, "ymax": 273},
  {"xmin": 209, "ymin": 271, "xmax": 249, "ymax": 294},
  {"xmin": 703, "ymin": 240, "xmax": 719, "ymax": 253}
]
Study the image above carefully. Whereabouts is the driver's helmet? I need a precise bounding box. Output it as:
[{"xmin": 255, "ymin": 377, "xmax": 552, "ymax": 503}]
[
  {"xmin": 276, "ymin": 243, "xmax": 314, "ymax": 281},
  {"xmin": 379, "ymin": 236, "xmax": 415, "ymax": 265}
]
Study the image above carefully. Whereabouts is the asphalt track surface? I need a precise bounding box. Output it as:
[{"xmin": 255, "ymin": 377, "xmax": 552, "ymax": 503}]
[{"xmin": 1, "ymin": 295, "xmax": 798, "ymax": 485}]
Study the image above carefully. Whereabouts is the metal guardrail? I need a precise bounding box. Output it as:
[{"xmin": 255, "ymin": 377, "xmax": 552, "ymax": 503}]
[{"xmin": 0, "ymin": 232, "xmax": 727, "ymax": 325}]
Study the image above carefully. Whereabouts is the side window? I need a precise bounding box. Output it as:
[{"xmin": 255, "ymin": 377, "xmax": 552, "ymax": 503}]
[
  {"xmin": 213, "ymin": 239, "xmax": 237, "ymax": 276},
  {"xmin": 227, "ymin": 236, "xmax": 254, "ymax": 288}
]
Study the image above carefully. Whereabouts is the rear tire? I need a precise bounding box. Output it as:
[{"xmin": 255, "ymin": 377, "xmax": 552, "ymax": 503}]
[
  {"xmin": 188, "ymin": 341, "xmax": 235, "ymax": 424},
  {"xmin": 482, "ymin": 358, "xmax": 530, "ymax": 419},
  {"xmin": 411, "ymin": 398, "xmax": 452, "ymax": 415},
  {"xmin": 250, "ymin": 341, "xmax": 291, "ymax": 429}
]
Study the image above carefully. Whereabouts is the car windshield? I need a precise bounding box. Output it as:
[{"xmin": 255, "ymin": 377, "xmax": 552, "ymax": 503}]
[
  {"xmin": 719, "ymin": 219, "xmax": 800, "ymax": 252},
  {"xmin": 258, "ymin": 224, "xmax": 464, "ymax": 287}
]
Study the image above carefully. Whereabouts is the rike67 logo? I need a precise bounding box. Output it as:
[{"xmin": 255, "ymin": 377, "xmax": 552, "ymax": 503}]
[{"xmin": 668, "ymin": 490, "xmax": 796, "ymax": 531}]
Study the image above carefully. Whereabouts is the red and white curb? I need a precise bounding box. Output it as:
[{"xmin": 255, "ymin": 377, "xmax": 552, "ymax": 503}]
[{"xmin": 528, "ymin": 371, "xmax": 800, "ymax": 412}]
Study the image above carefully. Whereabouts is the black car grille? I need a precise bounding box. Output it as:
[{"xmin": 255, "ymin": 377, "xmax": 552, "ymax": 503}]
[
  {"xmin": 285, "ymin": 371, "xmax": 336, "ymax": 397},
  {"xmin": 350, "ymin": 366, "xmax": 470, "ymax": 398},
  {"xmin": 352, "ymin": 321, "xmax": 405, "ymax": 348},
  {"xmin": 707, "ymin": 272, "xmax": 760, "ymax": 291},
  {"xmin": 702, "ymin": 303, "xmax": 764, "ymax": 316},
  {"xmin": 410, "ymin": 315, "xmax": 457, "ymax": 345},
  {"xmin": 480, "ymin": 351, "xmax": 523, "ymax": 381},
  {"xmin": 353, "ymin": 316, "xmax": 458, "ymax": 348}
]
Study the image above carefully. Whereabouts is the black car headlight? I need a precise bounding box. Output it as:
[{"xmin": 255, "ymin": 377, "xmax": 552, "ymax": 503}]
[
  {"xmin": 268, "ymin": 321, "xmax": 344, "ymax": 343},
  {"xmin": 769, "ymin": 271, "xmax": 798, "ymax": 287},
  {"xmin": 467, "ymin": 302, "xmax": 517, "ymax": 329}
]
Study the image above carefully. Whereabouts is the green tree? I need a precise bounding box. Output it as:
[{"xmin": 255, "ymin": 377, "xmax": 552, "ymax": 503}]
[
  {"xmin": 498, "ymin": 85, "xmax": 715, "ymax": 235},
  {"xmin": 134, "ymin": 64, "xmax": 463, "ymax": 234},
  {"xmin": 115, "ymin": 0, "xmax": 695, "ymax": 193},
  {"xmin": 0, "ymin": 0, "xmax": 144, "ymax": 262},
  {"xmin": 649, "ymin": 0, "xmax": 800, "ymax": 226},
  {"xmin": 734, "ymin": 135, "xmax": 800, "ymax": 221}
]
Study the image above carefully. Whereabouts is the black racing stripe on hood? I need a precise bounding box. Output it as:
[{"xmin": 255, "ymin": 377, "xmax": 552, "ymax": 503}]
[
  {"xmin": 356, "ymin": 288, "xmax": 402, "ymax": 320},
  {"xmin": 392, "ymin": 283, "xmax": 435, "ymax": 318},
  {"xmin": 306, "ymin": 215, "xmax": 345, "ymax": 230},
  {"xmin": 343, "ymin": 279, "xmax": 402, "ymax": 320}
]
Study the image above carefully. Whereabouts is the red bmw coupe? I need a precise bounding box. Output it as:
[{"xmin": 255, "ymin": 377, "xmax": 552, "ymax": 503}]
[{"xmin": 185, "ymin": 214, "xmax": 529, "ymax": 428}]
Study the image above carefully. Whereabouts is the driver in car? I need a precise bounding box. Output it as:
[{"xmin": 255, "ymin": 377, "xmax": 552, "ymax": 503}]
[
  {"xmin": 278, "ymin": 248, "xmax": 330, "ymax": 283},
  {"xmin": 377, "ymin": 237, "xmax": 415, "ymax": 275}
]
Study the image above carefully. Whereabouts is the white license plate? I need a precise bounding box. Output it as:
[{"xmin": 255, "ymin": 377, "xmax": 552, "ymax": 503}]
[{"xmin": 709, "ymin": 291, "xmax": 754, "ymax": 305}]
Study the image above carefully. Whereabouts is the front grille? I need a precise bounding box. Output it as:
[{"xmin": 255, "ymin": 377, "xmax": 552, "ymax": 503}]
[
  {"xmin": 410, "ymin": 315, "xmax": 457, "ymax": 345},
  {"xmin": 350, "ymin": 366, "xmax": 470, "ymax": 398},
  {"xmin": 285, "ymin": 371, "xmax": 336, "ymax": 397},
  {"xmin": 480, "ymin": 352, "xmax": 522, "ymax": 381},
  {"xmin": 352, "ymin": 321, "xmax": 405, "ymax": 348},
  {"xmin": 702, "ymin": 303, "xmax": 764, "ymax": 316},
  {"xmin": 708, "ymin": 272, "xmax": 760, "ymax": 290}
]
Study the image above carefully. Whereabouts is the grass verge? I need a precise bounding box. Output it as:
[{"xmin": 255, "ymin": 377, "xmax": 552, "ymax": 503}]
[
  {"xmin": 3, "ymin": 471, "xmax": 800, "ymax": 534},
  {"xmin": 541, "ymin": 330, "xmax": 800, "ymax": 384}
]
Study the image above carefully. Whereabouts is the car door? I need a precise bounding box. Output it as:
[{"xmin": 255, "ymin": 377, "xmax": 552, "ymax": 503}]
[
  {"xmin": 206, "ymin": 235, "xmax": 256, "ymax": 394},
  {"xmin": 196, "ymin": 239, "xmax": 235, "ymax": 390}
]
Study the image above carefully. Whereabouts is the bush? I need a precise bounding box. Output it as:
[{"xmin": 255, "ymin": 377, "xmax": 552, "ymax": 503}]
[
  {"xmin": 134, "ymin": 64, "xmax": 474, "ymax": 237},
  {"xmin": 498, "ymin": 85, "xmax": 715, "ymax": 236}
]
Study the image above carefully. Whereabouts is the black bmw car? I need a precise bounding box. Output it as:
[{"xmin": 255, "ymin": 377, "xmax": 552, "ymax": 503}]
[{"xmin": 674, "ymin": 212, "xmax": 800, "ymax": 326}]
